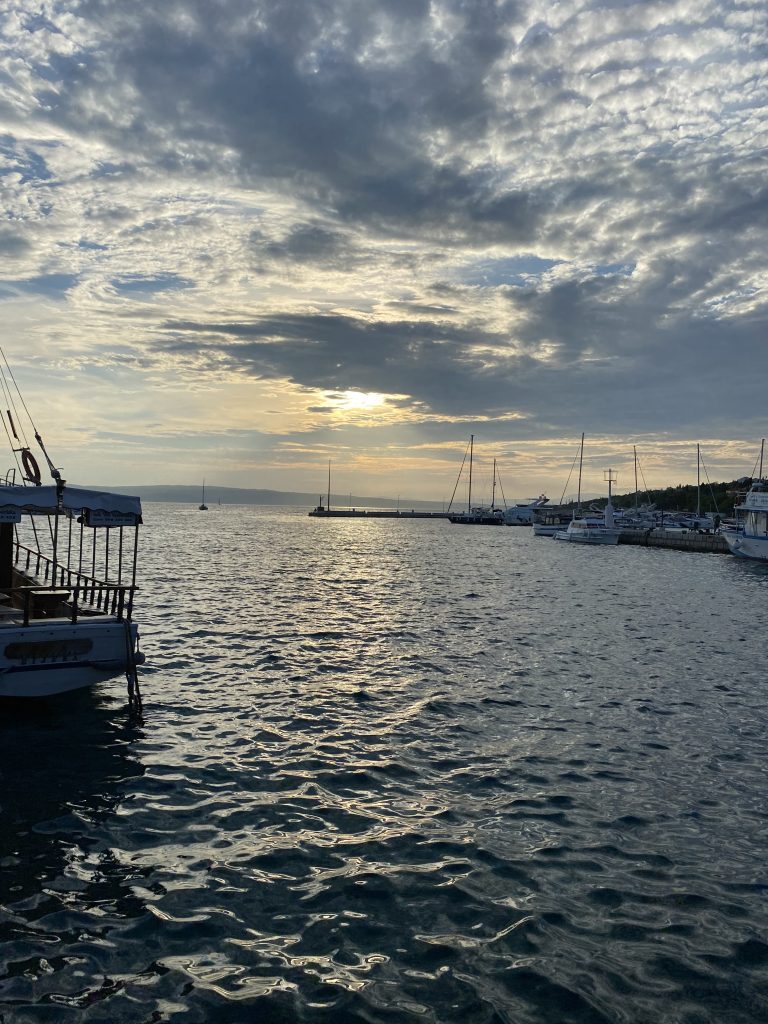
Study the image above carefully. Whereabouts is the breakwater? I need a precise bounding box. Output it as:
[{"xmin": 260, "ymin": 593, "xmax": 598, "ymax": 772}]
[
  {"xmin": 619, "ymin": 527, "xmax": 729, "ymax": 553},
  {"xmin": 308, "ymin": 508, "xmax": 451, "ymax": 518}
]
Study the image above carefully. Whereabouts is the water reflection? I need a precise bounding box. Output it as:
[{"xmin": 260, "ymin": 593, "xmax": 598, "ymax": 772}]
[{"xmin": 0, "ymin": 693, "xmax": 152, "ymax": 1013}]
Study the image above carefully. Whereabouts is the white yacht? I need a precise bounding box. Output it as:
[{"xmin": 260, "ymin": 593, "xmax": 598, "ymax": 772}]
[
  {"xmin": 503, "ymin": 495, "xmax": 549, "ymax": 525},
  {"xmin": 724, "ymin": 479, "xmax": 768, "ymax": 561}
]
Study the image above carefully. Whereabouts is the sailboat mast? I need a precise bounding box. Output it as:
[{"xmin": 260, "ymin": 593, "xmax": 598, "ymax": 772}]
[
  {"xmin": 634, "ymin": 446, "xmax": 638, "ymax": 513},
  {"xmin": 491, "ymin": 458, "xmax": 496, "ymax": 509},
  {"xmin": 468, "ymin": 434, "xmax": 474, "ymax": 511},
  {"xmin": 327, "ymin": 459, "xmax": 331, "ymax": 511},
  {"xmin": 696, "ymin": 443, "xmax": 701, "ymax": 517},
  {"xmin": 759, "ymin": 438, "xmax": 765, "ymax": 480},
  {"xmin": 577, "ymin": 432, "xmax": 584, "ymax": 514}
]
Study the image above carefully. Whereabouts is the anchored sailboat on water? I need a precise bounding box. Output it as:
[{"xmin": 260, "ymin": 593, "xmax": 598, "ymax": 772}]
[{"xmin": 448, "ymin": 436, "xmax": 504, "ymax": 525}]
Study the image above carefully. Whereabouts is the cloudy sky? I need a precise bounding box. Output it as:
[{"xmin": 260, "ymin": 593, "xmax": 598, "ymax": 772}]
[{"xmin": 1, "ymin": 0, "xmax": 766, "ymax": 502}]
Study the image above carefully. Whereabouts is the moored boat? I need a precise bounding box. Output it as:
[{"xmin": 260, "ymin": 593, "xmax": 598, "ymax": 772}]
[
  {"xmin": 0, "ymin": 358, "xmax": 144, "ymax": 704},
  {"xmin": 724, "ymin": 480, "xmax": 768, "ymax": 561},
  {"xmin": 503, "ymin": 495, "xmax": 549, "ymax": 525},
  {"xmin": 532, "ymin": 508, "xmax": 572, "ymax": 537},
  {"xmin": 555, "ymin": 464, "xmax": 622, "ymax": 545},
  {"xmin": 554, "ymin": 513, "xmax": 622, "ymax": 545},
  {"xmin": 0, "ymin": 485, "xmax": 144, "ymax": 699},
  {"xmin": 448, "ymin": 439, "xmax": 505, "ymax": 526}
]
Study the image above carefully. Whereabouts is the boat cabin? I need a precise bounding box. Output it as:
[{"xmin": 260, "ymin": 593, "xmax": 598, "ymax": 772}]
[{"xmin": 0, "ymin": 484, "xmax": 142, "ymax": 626}]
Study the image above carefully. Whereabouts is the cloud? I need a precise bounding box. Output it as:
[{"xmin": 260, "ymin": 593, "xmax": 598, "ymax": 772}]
[{"xmin": 0, "ymin": 0, "xmax": 766, "ymax": 492}]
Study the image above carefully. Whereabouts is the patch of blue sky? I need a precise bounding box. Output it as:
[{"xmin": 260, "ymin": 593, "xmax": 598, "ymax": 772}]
[
  {"xmin": 111, "ymin": 274, "xmax": 193, "ymax": 295},
  {"xmin": 92, "ymin": 161, "xmax": 135, "ymax": 178},
  {"xmin": 0, "ymin": 138, "xmax": 53, "ymax": 183},
  {"xmin": 593, "ymin": 262, "xmax": 635, "ymax": 277},
  {"xmin": 0, "ymin": 274, "xmax": 78, "ymax": 299},
  {"xmin": 456, "ymin": 255, "xmax": 562, "ymax": 287}
]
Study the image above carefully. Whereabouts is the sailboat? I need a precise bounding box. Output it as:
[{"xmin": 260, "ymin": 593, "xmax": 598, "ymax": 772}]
[
  {"xmin": 677, "ymin": 444, "xmax": 717, "ymax": 530},
  {"xmin": 554, "ymin": 434, "xmax": 622, "ymax": 544},
  {"xmin": 448, "ymin": 437, "xmax": 504, "ymax": 525},
  {"xmin": 308, "ymin": 461, "xmax": 332, "ymax": 516},
  {"xmin": 199, "ymin": 480, "xmax": 208, "ymax": 510}
]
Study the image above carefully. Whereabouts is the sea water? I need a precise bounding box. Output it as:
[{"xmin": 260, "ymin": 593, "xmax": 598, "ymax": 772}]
[{"xmin": 1, "ymin": 505, "xmax": 767, "ymax": 1023}]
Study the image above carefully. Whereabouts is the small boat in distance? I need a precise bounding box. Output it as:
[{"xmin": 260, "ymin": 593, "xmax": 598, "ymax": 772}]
[
  {"xmin": 0, "ymin": 352, "xmax": 144, "ymax": 704},
  {"xmin": 199, "ymin": 480, "xmax": 208, "ymax": 510}
]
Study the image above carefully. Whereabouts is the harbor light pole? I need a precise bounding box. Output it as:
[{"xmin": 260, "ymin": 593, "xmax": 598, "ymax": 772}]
[{"xmin": 604, "ymin": 468, "xmax": 617, "ymax": 528}]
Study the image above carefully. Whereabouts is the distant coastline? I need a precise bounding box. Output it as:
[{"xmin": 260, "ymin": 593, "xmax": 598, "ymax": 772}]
[
  {"xmin": 84, "ymin": 484, "xmax": 445, "ymax": 510},
  {"xmin": 84, "ymin": 476, "xmax": 754, "ymax": 514}
]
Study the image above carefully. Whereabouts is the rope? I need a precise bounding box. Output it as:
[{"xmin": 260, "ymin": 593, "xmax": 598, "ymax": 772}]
[
  {"xmin": 0, "ymin": 347, "xmax": 37, "ymax": 441},
  {"xmin": 496, "ymin": 470, "xmax": 508, "ymax": 510},
  {"xmin": 699, "ymin": 449, "xmax": 720, "ymax": 514},
  {"xmin": 559, "ymin": 441, "xmax": 582, "ymax": 505},
  {"xmin": 446, "ymin": 439, "xmax": 471, "ymax": 513}
]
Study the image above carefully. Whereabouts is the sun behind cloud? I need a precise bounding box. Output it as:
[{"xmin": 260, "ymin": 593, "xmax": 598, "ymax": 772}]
[{"xmin": 334, "ymin": 390, "xmax": 387, "ymax": 412}]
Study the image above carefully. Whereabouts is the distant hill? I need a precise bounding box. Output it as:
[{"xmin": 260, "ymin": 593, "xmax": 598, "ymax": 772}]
[
  {"xmin": 90, "ymin": 478, "xmax": 756, "ymax": 513},
  {"xmin": 88, "ymin": 484, "xmax": 445, "ymax": 510},
  {"xmin": 611, "ymin": 478, "xmax": 752, "ymax": 514}
]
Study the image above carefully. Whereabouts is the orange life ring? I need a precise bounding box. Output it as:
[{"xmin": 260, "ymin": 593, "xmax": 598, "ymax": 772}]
[{"xmin": 21, "ymin": 449, "xmax": 42, "ymax": 485}]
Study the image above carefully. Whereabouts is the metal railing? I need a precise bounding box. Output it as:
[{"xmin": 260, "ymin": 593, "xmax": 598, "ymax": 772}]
[{"xmin": 10, "ymin": 542, "xmax": 136, "ymax": 624}]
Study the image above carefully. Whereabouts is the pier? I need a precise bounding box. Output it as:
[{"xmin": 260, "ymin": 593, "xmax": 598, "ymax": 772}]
[
  {"xmin": 619, "ymin": 528, "xmax": 729, "ymax": 554},
  {"xmin": 308, "ymin": 508, "xmax": 451, "ymax": 519}
]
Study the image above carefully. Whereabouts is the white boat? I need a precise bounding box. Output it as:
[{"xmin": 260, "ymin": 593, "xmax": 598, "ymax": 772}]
[
  {"xmin": 0, "ymin": 363, "xmax": 144, "ymax": 704},
  {"xmin": 554, "ymin": 443, "xmax": 622, "ymax": 545},
  {"xmin": 724, "ymin": 440, "xmax": 768, "ymax": 561},
  {"xmin": 532, "ymin": 508, "xmax": 573, "ymax": 536},
  {"xmin": 554, "ymin": 513, "xmax": 622, "ymax": 545},
  {"xmin": 676, "ymin": 443, "xmax": 718, "ymax": 531},
  {"xmin": 503, "ymin": 495, "xmax": 549, "ymax": 525}
]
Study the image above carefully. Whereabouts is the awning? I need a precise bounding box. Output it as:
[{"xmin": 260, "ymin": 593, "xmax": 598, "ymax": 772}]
[{"xmin": 0, "ymin": 484, "xmax": 142, "ymax": 519}]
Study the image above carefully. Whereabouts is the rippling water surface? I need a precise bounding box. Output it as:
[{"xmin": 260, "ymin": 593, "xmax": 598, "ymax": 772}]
[{"xmin": 2, "ymin": 505, "xmax": 768, "ymax": 1023}]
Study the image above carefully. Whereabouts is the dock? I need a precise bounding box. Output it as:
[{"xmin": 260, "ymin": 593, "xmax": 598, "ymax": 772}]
[{"xmin": 619, "ymin": 528, "xmax": 729, "ymax": 554}]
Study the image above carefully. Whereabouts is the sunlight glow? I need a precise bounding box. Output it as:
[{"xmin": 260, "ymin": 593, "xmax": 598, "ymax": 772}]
[{"xmin": 333, "ymin": 390, "xmax": 387, "ymax": 412}]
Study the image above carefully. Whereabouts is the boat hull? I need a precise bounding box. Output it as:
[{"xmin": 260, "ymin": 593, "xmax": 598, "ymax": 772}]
[
  {"xmin": 554, "ymin": 529, "xmax": 621, "ymax": 545},
  {"xmin": 448, "ymin": 515, "xmax": 504, "ymax": 525},
  {"xmin": 0, "ymin": 620, "xmax": 140, "ymax": 698},
  {"xmin": 724, "ymin": 532, "xmax": 768, "ymax": 561}
]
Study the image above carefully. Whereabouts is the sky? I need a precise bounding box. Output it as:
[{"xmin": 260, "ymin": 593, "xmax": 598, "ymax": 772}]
[{"xmin": 0, "ymin": 0, "xmax": 766, "ymax": 503}]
